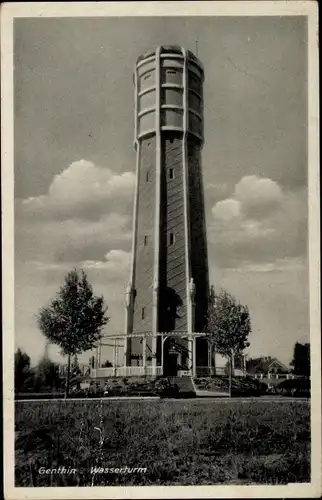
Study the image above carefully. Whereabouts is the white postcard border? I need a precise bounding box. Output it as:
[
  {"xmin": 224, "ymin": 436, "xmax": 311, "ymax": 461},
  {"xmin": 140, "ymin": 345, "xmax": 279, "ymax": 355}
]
[{"xmin": 1, "ymin": 2, "xmax": 320, "ymax": 499}]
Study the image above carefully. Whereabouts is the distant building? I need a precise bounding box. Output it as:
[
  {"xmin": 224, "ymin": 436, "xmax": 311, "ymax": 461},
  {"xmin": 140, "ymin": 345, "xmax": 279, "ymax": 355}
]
[
  {"xmin": 247, "ymin": 356, "xmax": 290, "ymax": 376},
  {"xmin": 246, "ymin": 356, "xmax": 296, "ymax": 391}
]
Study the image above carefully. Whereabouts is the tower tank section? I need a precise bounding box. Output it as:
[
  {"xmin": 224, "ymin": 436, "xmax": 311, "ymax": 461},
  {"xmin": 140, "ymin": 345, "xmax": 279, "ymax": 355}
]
[{"xmin": 136, "ymin": 45, "xmax": 204, "ymax": 141}]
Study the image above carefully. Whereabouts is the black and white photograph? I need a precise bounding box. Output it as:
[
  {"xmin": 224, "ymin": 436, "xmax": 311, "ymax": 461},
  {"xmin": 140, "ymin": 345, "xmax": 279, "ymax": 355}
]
[{"xmin": 2, "ymin": 2, "xmax": 320, "ymax": 498}]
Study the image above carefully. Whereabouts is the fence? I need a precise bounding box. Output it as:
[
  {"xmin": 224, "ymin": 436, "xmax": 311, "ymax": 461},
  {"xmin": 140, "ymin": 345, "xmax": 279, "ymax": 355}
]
[
  {"xmin": 251, "ymin": 373, "xmax": 308, "ymax": 380},
  {"xmin": 90, "ymin": 366, "xmax": 248, "ymax": 378},
  {"xmin": 196, "ymin": 367, "xmax": 216, "ymax": 377},
  {"xmin": 91, "ymin": 366, "xmax": 163, "ymax": 378},
  {"xmin": 195, "ymin": 367, "xmax": 247, "ymax": 377}
]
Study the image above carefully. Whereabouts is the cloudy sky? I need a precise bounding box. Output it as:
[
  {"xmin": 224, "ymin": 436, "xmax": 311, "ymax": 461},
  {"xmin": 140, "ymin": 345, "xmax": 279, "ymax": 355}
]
[{"xmin": 14, "ymin": 15, "xmax": 308, "ymax": 366}]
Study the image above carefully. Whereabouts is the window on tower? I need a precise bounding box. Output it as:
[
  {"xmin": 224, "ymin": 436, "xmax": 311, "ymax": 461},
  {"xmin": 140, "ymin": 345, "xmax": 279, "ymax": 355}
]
[
  {"xmin": 169, "ymin": 168, "xmax": 174, "ymax": 180},
  {"xmin": 169, "ymin": 233, "xmax": 175, "ymax": 245},
  {"xmin": 146, "ymin": 170, "xmax": 149, "ymax": 182},
  {"xmin": 141, "ymin": 307, "xmax": 145, "ymax": 320},
  {"xmin": 144, "ymin": 236, "xmax": 148, "ymax": 246}
]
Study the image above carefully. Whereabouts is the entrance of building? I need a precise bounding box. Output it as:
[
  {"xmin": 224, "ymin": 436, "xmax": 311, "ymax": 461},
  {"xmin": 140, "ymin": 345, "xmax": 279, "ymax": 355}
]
[
  {"xmin": 163, "ymin": 338, "xmax": 178, "ymax": 376},
  {"xmin": 164, "ymin": 352, "xmax": 178, "ymax": 376}
]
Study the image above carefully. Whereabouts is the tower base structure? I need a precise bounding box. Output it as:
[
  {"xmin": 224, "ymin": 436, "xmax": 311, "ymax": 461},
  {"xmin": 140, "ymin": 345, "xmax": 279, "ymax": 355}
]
[{"xmin": 90, "ymin": 332, "xmax": 247, "ymax": 379}]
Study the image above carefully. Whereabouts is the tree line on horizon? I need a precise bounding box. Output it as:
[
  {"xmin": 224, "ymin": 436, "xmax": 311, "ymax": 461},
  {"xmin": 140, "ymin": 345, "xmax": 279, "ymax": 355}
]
[
  {"xmin": 14, "ymin": 269, "xmax": 310, "ymax": 397},
  {"xmin": 14, "ymin": 350, "xmax": 82, "ymax": 394}
]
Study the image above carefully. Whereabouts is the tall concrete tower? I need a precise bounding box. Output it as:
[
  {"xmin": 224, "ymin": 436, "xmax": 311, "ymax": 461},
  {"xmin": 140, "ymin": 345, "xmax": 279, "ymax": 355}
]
[{"xmin": 124, "ymin": 45, "xmax": 209, "ymax": 376}]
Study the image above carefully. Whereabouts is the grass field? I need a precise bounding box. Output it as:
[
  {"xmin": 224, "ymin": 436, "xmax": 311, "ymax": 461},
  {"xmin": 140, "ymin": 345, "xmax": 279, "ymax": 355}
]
[{"xmin": 15, "ymin": 399, "xmax": 310, "ymax": 486}]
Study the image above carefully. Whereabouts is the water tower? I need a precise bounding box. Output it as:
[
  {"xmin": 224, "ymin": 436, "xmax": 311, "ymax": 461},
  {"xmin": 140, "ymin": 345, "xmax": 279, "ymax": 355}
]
[{"xmin": 124, "ymin": 45, "xmax": 209, "ymax": 376}]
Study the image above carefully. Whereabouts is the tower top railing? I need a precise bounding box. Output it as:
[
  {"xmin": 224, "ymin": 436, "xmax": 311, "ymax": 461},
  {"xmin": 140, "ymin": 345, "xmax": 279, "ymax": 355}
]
[
  {"xmin": 99, "ymin": 331, "xmax": 208, "ymax": 342},
  {"xmin": 136, "ymin": 45, "xmax": 204, "ymax": 74}
]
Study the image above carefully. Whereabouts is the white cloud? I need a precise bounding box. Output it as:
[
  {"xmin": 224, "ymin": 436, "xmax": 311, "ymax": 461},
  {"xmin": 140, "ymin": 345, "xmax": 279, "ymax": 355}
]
[
  {"xmin": 240, "ymin": 219, "xmax": 275, "ymax": 238},
  {"xmin": 16, "ymin": 213, "xmax": 132, "ymax": 264},
  {"xmin": 211, "ymin": 175, "xmax": 284, "ymax": 230},
  {"xmin": 81, "ymin": 249, "xmax": 131, "ymax": 274},
  {"xmin": 16, "ymin": 160, "xmax": 134, "ymax": 266},
  {"xmin": 231, "ymin": 257, "xmax": 306, "ymax": 273},
  {"xmin": 21, "ymin": 159, "xmax": 135, "ymax": 220},
  {"xmin": 209, "ymin": 176, "xmax": 307, "ymax": 269},
  {"xmin": 234, "ymin": 175, "xmax": 283, "ymax": 218},
  {"xmin": 212, "ymin": 198, "xmax": 241, "ymax": 221},
  {"xmin": 28, "ymin": 249, "xmax": 131, "ymax": 277},
  {"xmin": 234, "ymin": 175, "xmax": 283, "ymax": 203},
  {"xmin": 28, "ymin": 262, "xmax": 70, "ymax": 271}
]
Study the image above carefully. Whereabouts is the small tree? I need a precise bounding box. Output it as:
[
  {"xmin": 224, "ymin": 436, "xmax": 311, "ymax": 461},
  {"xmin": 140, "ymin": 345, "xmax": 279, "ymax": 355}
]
[
  {"xmin": 34, "ymin": 356, "xmax": 62, "ymax": 392},
  {"xmin": 37, "ymin": 269, "xmax": 109, "ymax": 398},
  {"xmin": 14, "ymin": 348, "xmax": 32, "ymax": 393},
  {"xmin": 290, "ymin": 342, "xmax": 310, "ymax": 377},
  {"xmin": 207, "ymin": 287, "xmax": 251, "ymax": 396}
]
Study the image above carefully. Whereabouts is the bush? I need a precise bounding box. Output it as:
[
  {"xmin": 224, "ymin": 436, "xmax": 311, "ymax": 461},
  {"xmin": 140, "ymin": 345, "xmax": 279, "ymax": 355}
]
[
  {"xmin": 193, "ymin": 376, "xmax": 266, "ymax": 397},
  {"xmin": 154, "ymin": 378, "xmax": 180, "ymax": 398},
  {"xmin": 275, "ymin": 378, "xmax": 310, "ymax": 397}
]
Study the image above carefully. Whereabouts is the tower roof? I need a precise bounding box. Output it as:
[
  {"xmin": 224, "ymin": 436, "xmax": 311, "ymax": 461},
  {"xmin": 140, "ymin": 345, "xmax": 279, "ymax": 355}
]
[{"xmin": 136, "ymin": 45, "xmax": 204, "ymax": 72}]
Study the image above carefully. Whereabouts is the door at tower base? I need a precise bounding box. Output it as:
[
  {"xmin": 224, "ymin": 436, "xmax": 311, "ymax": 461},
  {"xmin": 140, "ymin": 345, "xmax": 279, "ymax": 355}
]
[{"xmin": 163, "ymin": 346, "xmax": 179, "ymax": 376}]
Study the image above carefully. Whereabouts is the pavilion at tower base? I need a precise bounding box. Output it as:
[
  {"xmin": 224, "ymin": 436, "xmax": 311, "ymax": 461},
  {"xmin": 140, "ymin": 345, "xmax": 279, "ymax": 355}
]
[{"xmin": 90, "ymin": 331, "xmax": 247, "ymax": 378}]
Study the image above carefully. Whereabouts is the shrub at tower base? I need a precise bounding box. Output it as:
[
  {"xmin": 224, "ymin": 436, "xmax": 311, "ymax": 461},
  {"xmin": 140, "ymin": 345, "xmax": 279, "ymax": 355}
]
[{"xmin": 37, "ymin": 269, "xmax": 109, "ymax": 399}]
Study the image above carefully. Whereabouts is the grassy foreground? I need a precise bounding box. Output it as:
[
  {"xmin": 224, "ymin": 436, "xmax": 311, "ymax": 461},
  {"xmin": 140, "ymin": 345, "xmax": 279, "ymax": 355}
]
[{"xmin": 15, "ymin": 399, "xmax": 310, "ymax": 486}]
